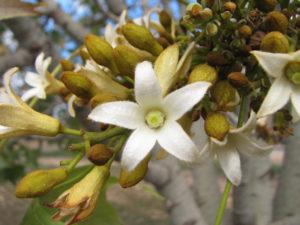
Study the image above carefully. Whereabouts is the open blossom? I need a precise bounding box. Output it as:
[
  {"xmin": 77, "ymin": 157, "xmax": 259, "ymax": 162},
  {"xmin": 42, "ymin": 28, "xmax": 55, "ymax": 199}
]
[
  {"xmin": 251, "ymin": 50, "xmax": 300, "ymax": 118},
  {"xmin": 89, "ymin": 61, "xmax": 210, "ymax": 171},
  {"xmin": 197, "ymin": 111, "xmax": 272, "ymax": 185},
  {"xmin": 0, "ymin": 67, "xmax": 61, "ymax": 138}
]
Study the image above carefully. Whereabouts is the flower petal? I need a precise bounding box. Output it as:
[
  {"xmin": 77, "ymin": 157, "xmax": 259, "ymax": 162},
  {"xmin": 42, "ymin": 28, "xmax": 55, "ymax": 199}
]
[
  {"xmin": 257, "ymin": 76, "xmax": 292, "ymax": 118},
  {"xmin": 25, "ymin": 72, "xmax": 44, "ymax": 87},
  {"xmin": 88, "ymin": 101, "xmax": 143, "ymax": 129},
  {"xmin": 121, "ymin": 127, "xmax": 157, "ymax": 171},
  {"xmin": 231, "ymin": 110, "xmax": 256, "ymax": 134},
  {"xmin": 233, "ymin": 133, "xmax": 273, "ymax": 156},
  {"xmin": 134, "ymin": 61, "xmax": 163, "ymax": 108},
  {"xmin": 35, "ymin": 52, "xmax": 51, "ymax": 76},
  {"xmin": 216, "ymin": 146, "xmax": 241, "ymax": 186},
  {"xmin": 67, "ymin": 95, "xmax": 77, "ymax": 117},
  {"xmin": 163, "ymin": 81, "xmax": 210, "ymax": 121},
  {"xmin": 157, "ymin": 121, "xmax": 199, "ymax": 163},
  {"xmin": 251, "ymin": 51, "xmax": 293, "ymax": 78},
  {"xmin": 291, "ymin": 86, "xmax": 300, "ymax": 118},
  {"xmin": 21, "ymin": 88, "xmax": 46, "ymax": 101}
]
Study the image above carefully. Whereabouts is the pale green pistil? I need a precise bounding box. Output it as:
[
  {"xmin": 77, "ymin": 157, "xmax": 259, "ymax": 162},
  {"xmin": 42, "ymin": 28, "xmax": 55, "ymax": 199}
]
[
  {"xmin": 145, "ymin": 110, "xmax": 165, "ymax": 129},
  {"xmin": 285, "ymin": 61, "xmax": 300, "ymax": 85}
]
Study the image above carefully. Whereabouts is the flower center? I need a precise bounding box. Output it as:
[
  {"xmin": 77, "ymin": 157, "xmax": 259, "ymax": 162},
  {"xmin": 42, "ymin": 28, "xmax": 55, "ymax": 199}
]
[
  {"xmin": 145, "ymin": 110, "xmax": 165, "ymax": 129},
  {"xmin": 284, "ymin": 61, "xmax": 300, "ymax": 85}
]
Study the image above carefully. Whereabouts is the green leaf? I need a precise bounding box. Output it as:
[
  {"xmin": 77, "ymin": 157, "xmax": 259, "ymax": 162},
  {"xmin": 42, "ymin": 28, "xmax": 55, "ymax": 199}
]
[{"xmin": 21, "ymin": 166, "xmax": 123, "ymax": 225}]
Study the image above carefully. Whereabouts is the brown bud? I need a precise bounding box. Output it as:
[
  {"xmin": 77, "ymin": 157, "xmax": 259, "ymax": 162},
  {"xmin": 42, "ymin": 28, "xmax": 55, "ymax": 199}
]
[
  {"xmin": 228, "ymin": 72, "xmax": 249, "ymax": 87},
  {"xmin": 238, "ymin": 25, "xmax": 252, "ymax": 39},
  {"xmin": 60, "ymin": 59, "xmax": 75, "ymax": 71},
  {"xmin": 223, "ymin": 2, "xmax": 236, "ymax": 13},
  {"xmin": 265, "ymin": 11, "xmax": 288, "ymax": 33},
  {"xmin": 207, "ymin": 52, "xmax": 226, "ymax": 66},
  {"xmin": 249, "ymin": 31, "xmax": 265, "ymax": 49},
  {"xmin": 90, "ymin": 92, "xmax": 117, "ymax": 109},
  {"xmin": 87, "ymin": 144, "xmax": 114, "ymax": 165},
  {"xmin": 255, "ymin": 0, "xmax": 277, "ymax": 12},
  {"xmin": 156, "ymin": 37, "xmax": 170, "ymax": 48},
  {"xmin": 199, "ymin": 8, "xmax": 213, "ymax": 20}
]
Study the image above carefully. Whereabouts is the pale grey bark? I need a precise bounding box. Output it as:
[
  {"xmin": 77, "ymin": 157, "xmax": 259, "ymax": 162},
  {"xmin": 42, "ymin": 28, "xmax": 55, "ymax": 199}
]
[
  {"xmin": 105, "ymin": 0, "xmax": 125, "ymax": 16},
  {"xmin": 269, "ymin": 216, "xmax": 300, "ymax": 225},
  {"xmin": 273, "ymin": 122, "xmax": 300, "ymax": 221},
  {"xmin": 92, "ymin": 0, "xmax": 119, "ymax": 22}
]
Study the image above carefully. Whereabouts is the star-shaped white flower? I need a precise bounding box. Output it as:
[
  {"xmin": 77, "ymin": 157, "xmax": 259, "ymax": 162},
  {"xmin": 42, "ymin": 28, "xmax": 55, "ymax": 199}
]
[
  {"xmin": 252, "ymin": 50, "xmax": 300, "ymax": 118},
  {"xmin": 197, "ymin": 111, "xmax": 272, "ymax": 186},
  {"xmin": 89, "ymin": 61, "xmax": 210, "ymax": 171},
  {"xmin": 22, "ymin": 52, "xmax": 51, "ymax": 101}
]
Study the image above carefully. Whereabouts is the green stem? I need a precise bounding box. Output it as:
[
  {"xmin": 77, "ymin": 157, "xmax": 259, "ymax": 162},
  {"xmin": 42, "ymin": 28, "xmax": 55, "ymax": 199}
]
[
  {"xmin": 28, "ymin": 97, "xmax": 39, "ymax": 108},
  {"xmin": 66, "ymin": 150, "xmax": 85, "ymax": 173},
  {"xmin": 106, "ymin": 136, "xmax": 127, "ymax": 168},
  {"xmin": 60, "ymin": 127, "xmax": 83, "ymax": 136},
  {"xmin": 0, "ymin": 139, "xmax": 8, "ymax": 151}
]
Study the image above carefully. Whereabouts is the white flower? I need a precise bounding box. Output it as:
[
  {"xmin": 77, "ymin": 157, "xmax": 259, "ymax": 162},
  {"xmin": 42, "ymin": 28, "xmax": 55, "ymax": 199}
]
[
  {"xmin": 197, "ymin": 111, "xmax": 272, "ymax": 185},
  {"xmin": 88, "ymin": 61, "xmax": 210, "ymax": 171},
  {"xmin": 251, "ymin": 50, "xmax": 300, "ymax": 118},
  {"xmin": 22, "ymin": 52, "xmax": 51, "ymax": 101}
]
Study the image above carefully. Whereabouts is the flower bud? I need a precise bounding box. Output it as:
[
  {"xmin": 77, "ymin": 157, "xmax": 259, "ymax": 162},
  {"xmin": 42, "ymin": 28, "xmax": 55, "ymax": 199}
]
[
  {"xmin": 260, "ymin": 31, "xmax": 289, "ymax": 53},
  {"xmin": 15, "ymin": 168, "xmax": 67, "ymax": 198},
  {"xmin": 207, "ymin": 52, "xmax": 226, "ymax": 66},
  {"xmin": 206, "ymin": 23, "xmax": 218, "ymax": 36},
  {"xmin": 156, "ymin": 37, "xmax": 170, "ymax": 48},
  {"xmin": 119, "ymin": 154, "xmax": 151, "ymax": 188},
  {"xmin": 223, "ymin": 2, "xmax": 236, "ymax": 13},
  {"xmin": 228, "ymin": 72, "xmax": 249, "ymax": 87},
  {"xmin": 199, "ymin": 8, "xmax": 213, "ymax": 20},
  {"xmin": 221, "ymin": 11, "xmax": 232, "ymax": 20},
  {"xmin": 265, "ymin": 11, "xmax": 288, "ymax": 33},
  {"xmin": 87, "ymin": 144, "xmax": 114, "ymax": 165},
  {"xmin": 205, "ymin": 113, "xmax": 230, "ymax": 141},
  {"xmin": 61, "ymin": 71, "xmax": 101, "ymax": 99},
  {"xmin": 121, "ymin": 23, "xmax": 163, "ymax": 56},
  {"xmin": 113, "ymin": 45, "xmax": 142, "ymax": 77},
  {"xmin": 90, "ymin": 92, "xmax": 117, "ymax": 109},
  {"xmin": 187, "ymin": 3, "xmax": 202, "ymax": 16},
  {"xmin": 159, "ymin": 10, "xmax": 172, "ymax": 30},
  {"xmin": 60, "ymin": 59, "xmax": 75, "ymax": 71},
  {"xmin": 188, "ymin": 63, "xmax": 218, "ymax": 85},
  {"xmin": 255, "ymin": 0, "xmax": 277, "ymax": 12},
  {"xmin": 212, "ymin": 80, "xmax": 240, "ymax": 111},
  {"xmin": 238, "ymin": 25, "xmax": 252, "ymax": 39},
  {"xmin": 79, "ymin": 46, "xmax": 90, "ymax": 63},
  {"xmin": 284, "ymin": 61, "xmax": 300, "ymax": 85},
  {"xmin": 84, "ymin": 34, "xmax": 119, "ymax": 73}
]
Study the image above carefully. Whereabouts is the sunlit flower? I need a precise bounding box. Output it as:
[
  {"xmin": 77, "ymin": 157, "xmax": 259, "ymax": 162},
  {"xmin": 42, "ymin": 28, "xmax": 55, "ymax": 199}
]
[
  {"xmin": 89, "ymin": 61, "xmax": 210, "ymax": 171},
  {"xmin": 0, "ymin": 67, "xmax": 61, "ymax": 138},
  {"xmin": 197, "ymin": 111, "xmax": 272, "ymax": 185},
  {"xmin": 46, "ymin": 166, "xmax": 109, "ymax": 225},
  {"xmin": 252, "ymin": 50, "xmax": 300, "ymax": 118}
]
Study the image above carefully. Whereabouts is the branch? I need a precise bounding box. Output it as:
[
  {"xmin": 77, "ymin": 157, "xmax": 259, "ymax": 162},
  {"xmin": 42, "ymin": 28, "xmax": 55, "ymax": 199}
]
[
  {"xmin": 92, "ymin": 0, "xmax": 119, "ymax": 22},
  {"xmin": 41, "ymin": 0, "xmax": 90, "ymax": 44}
]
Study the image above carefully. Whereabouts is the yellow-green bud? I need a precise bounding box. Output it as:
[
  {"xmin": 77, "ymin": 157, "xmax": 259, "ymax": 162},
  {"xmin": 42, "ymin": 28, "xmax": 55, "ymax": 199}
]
[
  {"xmin": 113, "ymin": 45, "xmax": 142, "ymax": 78},
  {"xmin": 60, "ymin": 59, "xmax": 75, "ymax": 71},
  {"xmin": 227, "ymin": 72, "xmax": 249, "ymax": 87},
  {"xmin": 260, "ymin": 31, "xmax": 289, "ymax": 53},
  {"xmin": 121, "ymin": 23, "xmax": 163, "ymax": 56},
  {"xmin": 221, "ymin": 11, "xmax": 232, "ymax": 20},
  {"xmin": 206, "ymin": 23, "xmax": 218, "ymax": 36},
  {"xmin": 119, "ymin": 154, "xmax": 152, "ymax": 188},
  {"xmin": 284, "ymin": 61, "xmax": 300, "ymax": 85},
  {"xmin": 255, "ymin": 0, "xmax": 277, "ymax": 12},
  {"xmin": 84, "ymin": 34, "xmax": 119, "ymax": 73},
  {"xmin": 90, "ymin": 92, "xmax": 117, "ymax": 109},
  {"xmin": 238, "ymin": 25, "xmax": 252, "ymax": 38},
  {"xmin": 186, "ymin": 2, "xmax": 202, "ymax": 12},
  {"xmin": 15, "ymin": 168, "xmax": 68, "ymax": 198},
  {"xmin": 212, "ymin": 80, "xmax": 239, "ymax": 111},
  {"xmin": 159, "ymin": 10, "xmax": 172, "ymax": 30},
  {"xmin": 205, "ymin": 113, "xmax": 230, "ymax": 141},
  {"xmin": 265, "ymin": 11, "xmax": 288, "ymax": 33},
  {"xmin": 61, "ymin": 71, "xmax": 101, "ymax": 99},
  {"xmin": 223, "ymin": 2, "xmax": 236, "ymax": 13},
  {"xmin": 87, "ymin": 144, "xmax": 114, "ymax": 165},
  {"xmin": 188, "ymin": 63, "xmax": 218, "ymax": 85}
]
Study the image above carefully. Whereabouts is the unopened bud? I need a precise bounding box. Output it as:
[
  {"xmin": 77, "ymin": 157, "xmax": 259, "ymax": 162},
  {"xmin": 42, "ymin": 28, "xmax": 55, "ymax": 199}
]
[
  {"xmin": 265, "ymin": 11, "xmax": 288, "ymax": 33},
  {"xmin": 15, "ymin": 168, "xmax": 67, "ymax": 198},
  {"xmin": 228, "ymin": 72, "xmax": 249, "ymax": 87},
  {"xmin": 61, "ymin": 71, "xmax": 100, "ymax": 99},
  {"xmin": 207, "ymin": 52, "xmax": 226, "ymax": 66},
  {"xmin": 223, "ymin": 2, "xmax": 236, "ymax": 13},
  {"xmin": 156, "ymin": 37, "xmax": 170, "ymax": 48},
  {"xmin": 239, "ymin": 25, "xmax": 252, "ymax": 38},
  {"xmin": 79, "ymin": 47, "xmax": 90, "ymax": 63},
  {"xmin": 114, "ymin": 45, "xmax": 142, "ymax": 77},
  {"xmin": 189, "ymin": 63, "xmax": 218, "ymax": 85},
  {"xmin": 119, "ymin": 154, "xmax": 151, "ymax": 188},
  {"xmin": 90, "ymin": 92, "xmax": 117, "ymax": 108},
  {"xmin": 159, "ymin": 10, "xmax": 172, "ymax": 30},
  {"xmin": 206, "ymin": 23, "xmax": 218, "ymax": 36},
  {"xmin": 84, "ymin": 34, "xmax": 119, "ymax": 73},
  {"xmin": 260, "ymin": 31, "xmax": 289, "ymax": 53},
  {"xmin": 221, "ymin": 11, "xmax": 232, "ymax": 20},
  {"xmin": 87, "ymin": 144, "xmax": 114, "ymax": 165},
  {"xmin": 255, "ymin": 0, "xmax": 277, "ymax": 12},
  {"xmin": 187, "ymin": 3, "xmax": 202, "ymax": 15},
  {"xmin": 199, "ymin": 8, "xmax": 213, "ymax": 20},
  {"xmin": 122, "ymin": 23, "xmax": 163, "ymax": 56},
  {"xmin": 205, "ymin": 113, "xmax": 230, "ymax": 141},
  {"xmin": 60, "ymin": 59, "xmax": 75, "ymax": 71}
]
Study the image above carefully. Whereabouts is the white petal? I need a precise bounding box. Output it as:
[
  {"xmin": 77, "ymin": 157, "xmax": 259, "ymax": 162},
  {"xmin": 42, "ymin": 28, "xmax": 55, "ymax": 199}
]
[
  {"xmin": 21, "ymin": 88, "xmax": 45, "ymax": 101},
  {"xmin": 134, "ymin": 61, "xmax": 163, "ymax": 109},
  {"xmin": 233, "ymin": 133, "xmax": 273, "ymax": 156},
  {"xmin": 25, "ymin": 72, "xmax": 44, "ymax": 88},
  {"xmin": 251, "ymin": 51, "xmax": 293, "ymax": 78},
  {"xmin": 157, "ymin": 121, "xmax": 199, "ymax": 162},
  {"xmin": 257, "ymin": 76, "xmax": 292, "ymax": 118},
  {"xmin": 121, "ymin": 127, "xmax": 157, "ymax": 171},
  {"xmin": 216, "ymin": 146, "xmax": 241, "ymax": 186},
  {"xmin": 35, "ymin": 53, "xmax": 51, "ymax": 76},
  {"xmin": 293, "ymin": 50, "xmax": 300, "ymax": 60},
  {"xmin": 291, "ymin": 86, "xmax": 300, "ymax": 118},
  {"xmin": 3, "ymin": 67, "xmax": 23, "ymax": 106},
  {"xmin": 104, "ymin": 23, "xmax": 116, "ymax": 45},
  {"xmin": 163, "ymin": 82, "xmax": 210, "ymax": 121},
  {"xmin": 231, "ymin": 110, "xmax": 256, "ymax": 134},
  {"xmin": 88, "ymin": 101, "xmax": 143, "ymax": 129},
  {"xmin": 67, "ymin": 95, "xmax": 76, "ymax": 117}
]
